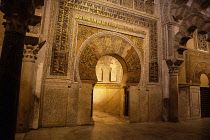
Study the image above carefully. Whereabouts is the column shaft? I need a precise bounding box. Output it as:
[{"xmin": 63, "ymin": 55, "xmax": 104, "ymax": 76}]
[
  {"xmin": 16, "ymin": 61, "xmax": 35, "ymax": 132},
  {"xmin": 0, "ymin": 31, "xmax": 24, "ymax": 139},
  {"xmin": 168, "ymin": 66, "xmax": 179, "ymax": 122}
]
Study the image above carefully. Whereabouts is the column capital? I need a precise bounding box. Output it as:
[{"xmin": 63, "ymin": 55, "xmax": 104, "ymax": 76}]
[
  {"xmin": 168, "ymin": 65, "xmax": 179, "ymax": 76},
  {"xmin": 0, "ymin": 0, "xmax": 42, "ymax": 35},
  {"xmin": 23, "ymin": 40, "xmax": 45, "ymax": 62},
  {"xmin": 23, "ymin": 44, "xmax": 38, "ymax": 62}
]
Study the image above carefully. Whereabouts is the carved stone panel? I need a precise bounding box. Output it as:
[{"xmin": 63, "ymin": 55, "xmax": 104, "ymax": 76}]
[
  {"xmin": 41, "ymin": 86, "xmax": 68, "ymax": 127},
  {"xmin": 179, "ymin": 87, "xmax": 191, "ymax": 120},
  {"xmin": 66, "ymin": 84, "xmax": 79, "ymax": 126},
  {"xmin": 139, "ymin": 89, "xmax": 149, "ymax": 122},
  {"xmin": 77, "ymin": 84, "xmax": 93, "ymax": 125},
  {"xmin": 190, "ymin": 86, "xmax": 201, "ymax": 118},
  {"xmin": 129, "ymin": 86, "xmax": 140, "ymax": 122},
  {"xmin": 148, "ymin": 88, "xmax": 162, "ymax": 121}
]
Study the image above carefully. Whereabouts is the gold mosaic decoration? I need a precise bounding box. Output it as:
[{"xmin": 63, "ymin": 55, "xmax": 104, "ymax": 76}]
[
  {"xmin": 50, "ymin": 0, "xmax": 158, "ymax": 82},
  {"xmin": 50, "ymin": 1, "xmax": 70, "ymax": 76},
  {"xmin": 79, "ymin": 34, "xmax": 141, "ymax": 83},
  {"xmin": 77, "ymin": 24, "xmax": 144, "ymax": 58}
]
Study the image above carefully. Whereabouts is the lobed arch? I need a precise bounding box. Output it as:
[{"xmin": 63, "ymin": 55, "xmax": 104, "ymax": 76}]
[
  {"xmin": 75, "ymin": 31, "xmax": 144, "ymax": 86},
  {"xmin": 192, "ymin": 62, "xmax": 210, "ymax": 85},
  {"xmin": 174, "ymin": 14, "xmax": 210, "ymax": 48},
  {"xmin": 167, "ymin": 0, "xmax": 210, "ymax": 25}
]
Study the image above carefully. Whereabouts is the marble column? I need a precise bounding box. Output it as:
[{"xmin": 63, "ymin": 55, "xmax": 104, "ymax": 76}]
[
  {"xmin": 0, "ymin": 1, "xmax": 40, "ymax": 139},
  {"xmin": 168, "ymin": 65, "xmax": 179, "ymax": 122},
  {"xmin": 16, "ymin": 44, "xmax": 40, "ymax": 132}
]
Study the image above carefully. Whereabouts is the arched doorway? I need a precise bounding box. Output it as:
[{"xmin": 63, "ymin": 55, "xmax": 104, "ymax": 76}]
[
  {"xmin": 76, "ymin": 32, "xmax": 142, "ymax": 125},
  {"xmin": 93, "ymin": 55, "xmax": 126, "ymax": 124},
  {"xmin": 200, "ymin": 74, "xmax": 210, "ymax": 117}
]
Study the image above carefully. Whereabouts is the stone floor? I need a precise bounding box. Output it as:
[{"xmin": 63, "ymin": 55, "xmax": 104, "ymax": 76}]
[{"xmin": 16, "ymin": 112, "xmax": 210, "ymax": 140}]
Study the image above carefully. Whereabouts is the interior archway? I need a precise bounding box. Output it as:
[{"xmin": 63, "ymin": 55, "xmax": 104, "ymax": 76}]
[
  {"xmin": 77, "ymin": 32, "xmax": 142, "ymax": 85},
  {"xmin": 93, "ymin": 55, "xmax": 126, "ymax": 124},
  {"xmin": 200, "ymin": 74, "xmax": 210, "ymax": 118},
  {"xmin": 76, "ymin": 33, "xmax": 142, "ymax": 125}
]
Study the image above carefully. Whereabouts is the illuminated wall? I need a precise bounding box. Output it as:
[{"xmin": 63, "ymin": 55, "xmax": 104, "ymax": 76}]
[{"xmin": 93, "ymin": 56, "xmax": 124, "ymax": 117}]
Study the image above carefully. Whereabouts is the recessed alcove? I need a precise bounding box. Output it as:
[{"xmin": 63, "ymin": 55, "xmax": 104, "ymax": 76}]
[{"xmin": 93, "ymin": 55, "xmax": 126, "ymax": 123}]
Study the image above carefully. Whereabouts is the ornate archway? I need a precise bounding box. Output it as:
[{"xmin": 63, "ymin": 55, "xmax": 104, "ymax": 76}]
[
  {"xmin": 76, "ymin": 31, "xmax": 143, "ymax": 86},
  {"xmin": 75, "ymin": 31, "xmax": 143, "ymax": 125}
]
